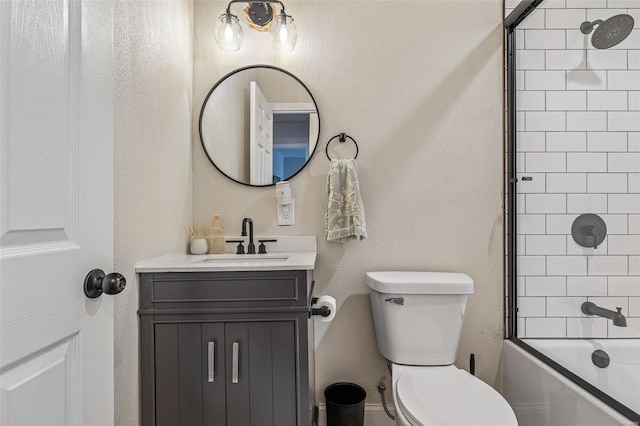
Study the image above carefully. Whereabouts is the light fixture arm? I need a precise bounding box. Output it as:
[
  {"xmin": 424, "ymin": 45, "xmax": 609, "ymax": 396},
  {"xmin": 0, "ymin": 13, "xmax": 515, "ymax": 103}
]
[{"xmin": 225, "ymin": 0, "xmax": 287, "ymax": 15}]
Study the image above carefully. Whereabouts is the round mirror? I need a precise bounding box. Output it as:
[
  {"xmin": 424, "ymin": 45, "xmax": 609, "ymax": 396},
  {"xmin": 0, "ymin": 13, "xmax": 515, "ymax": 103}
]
[{"xmin": 199, "ymin": 65, "xmax": 320, "ymax": 186}]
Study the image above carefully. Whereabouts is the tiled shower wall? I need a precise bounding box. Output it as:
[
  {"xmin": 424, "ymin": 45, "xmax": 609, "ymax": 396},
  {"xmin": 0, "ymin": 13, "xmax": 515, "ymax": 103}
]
[{"xmin": 512, "ymin": 0, "xmax": 640, "ymax": 338}]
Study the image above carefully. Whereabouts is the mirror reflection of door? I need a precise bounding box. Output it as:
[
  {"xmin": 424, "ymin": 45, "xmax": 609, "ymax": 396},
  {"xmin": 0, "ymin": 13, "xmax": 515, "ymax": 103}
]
[
  {"xmin": 272, "ymin": 104, "xmax": 318, "ymax": 183},
  {"xmin": 249, "ymin": 81, "xmax": 274, "ymax": 186}
]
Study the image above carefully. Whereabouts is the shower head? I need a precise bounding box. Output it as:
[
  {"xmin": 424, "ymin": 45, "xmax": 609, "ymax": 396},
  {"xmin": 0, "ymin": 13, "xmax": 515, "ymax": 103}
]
[{"xmin": 580, "ymin": 14, "xmax": 635, "ymax": 49}]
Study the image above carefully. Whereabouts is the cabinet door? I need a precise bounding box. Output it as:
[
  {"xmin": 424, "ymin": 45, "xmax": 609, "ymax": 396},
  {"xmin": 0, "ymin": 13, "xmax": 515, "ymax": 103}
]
[
  {"xmin": 226, "ymin": 322, "xmax": 298, "ymax": 426},
  {"xmin": 154, "ymin": 322, "xmax": 226, "ymax": 426}
]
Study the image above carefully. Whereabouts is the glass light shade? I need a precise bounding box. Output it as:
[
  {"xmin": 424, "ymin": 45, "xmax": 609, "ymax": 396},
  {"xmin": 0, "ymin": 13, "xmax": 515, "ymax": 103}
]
[
  {"xmin": 214, "ymin": 12, "xmax": 243, "ymax": 51},
  {"xmin": 269, "ymin": 14, "xmax": 297, "ymax": 52}
]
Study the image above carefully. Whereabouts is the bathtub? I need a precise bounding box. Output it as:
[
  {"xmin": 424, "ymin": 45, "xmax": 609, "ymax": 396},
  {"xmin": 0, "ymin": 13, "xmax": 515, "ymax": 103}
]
[{"xmin": 502, "ymin": 340, "xmax": 639, "ymax": 426}]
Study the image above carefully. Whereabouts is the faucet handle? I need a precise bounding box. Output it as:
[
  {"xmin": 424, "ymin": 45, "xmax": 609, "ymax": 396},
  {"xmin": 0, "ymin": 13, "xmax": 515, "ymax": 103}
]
[
  {"xmin": 258, "ymin": 239, "xmax": 277, "ymax": 254},
  {"xmin": 226, "ymin": 239, "xmax": 245, "ymax": 254}
]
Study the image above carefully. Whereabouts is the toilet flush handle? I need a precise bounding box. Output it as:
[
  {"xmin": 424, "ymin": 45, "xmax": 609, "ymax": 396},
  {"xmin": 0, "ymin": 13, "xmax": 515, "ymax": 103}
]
[{"xmin": 385, "ymin": 297, "xmax": 404, "ymax": 305}]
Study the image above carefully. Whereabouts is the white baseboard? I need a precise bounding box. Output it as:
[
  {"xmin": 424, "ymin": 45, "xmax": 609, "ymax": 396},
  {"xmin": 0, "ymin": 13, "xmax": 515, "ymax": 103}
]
[{"xmin": 316, "ymin": 403, "xmax": 396, "ymax": 426}]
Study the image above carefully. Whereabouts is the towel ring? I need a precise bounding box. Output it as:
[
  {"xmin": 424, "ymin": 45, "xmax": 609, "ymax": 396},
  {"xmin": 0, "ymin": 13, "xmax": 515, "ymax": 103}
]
[{"xmin": 326, "ymin": 133, "xmax": 359, "ymax": 160}]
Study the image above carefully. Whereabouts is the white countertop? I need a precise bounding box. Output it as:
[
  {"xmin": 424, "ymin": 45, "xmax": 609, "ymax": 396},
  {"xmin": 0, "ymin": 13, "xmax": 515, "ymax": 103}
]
[{"xmin": 135, "ymin": 236, "xmax": 317, "ymax": 273}]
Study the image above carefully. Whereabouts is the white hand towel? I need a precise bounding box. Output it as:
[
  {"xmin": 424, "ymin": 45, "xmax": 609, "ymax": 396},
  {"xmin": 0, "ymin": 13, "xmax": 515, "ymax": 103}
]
[{"xmin": 325, "ymin": 159, "xmax": 367, "ymax": 242}]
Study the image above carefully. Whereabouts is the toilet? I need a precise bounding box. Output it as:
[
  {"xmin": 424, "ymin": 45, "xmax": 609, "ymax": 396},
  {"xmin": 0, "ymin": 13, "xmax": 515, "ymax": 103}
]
[{"xmin": 366, "ymin": 271, "xmax": 518, "ymax": 426}]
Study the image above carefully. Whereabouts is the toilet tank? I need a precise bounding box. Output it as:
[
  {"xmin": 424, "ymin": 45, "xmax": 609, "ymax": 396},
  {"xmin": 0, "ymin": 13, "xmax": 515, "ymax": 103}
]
[{"xmin": 366, "ymin": 271, "xmax": 473, "ymax": 366}]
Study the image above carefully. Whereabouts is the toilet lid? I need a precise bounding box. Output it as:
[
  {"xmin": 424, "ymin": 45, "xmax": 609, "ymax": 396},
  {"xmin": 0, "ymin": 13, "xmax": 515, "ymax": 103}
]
[{"xmin": 396, "ymin": 367, "xmax": 518, "ymax": 426}]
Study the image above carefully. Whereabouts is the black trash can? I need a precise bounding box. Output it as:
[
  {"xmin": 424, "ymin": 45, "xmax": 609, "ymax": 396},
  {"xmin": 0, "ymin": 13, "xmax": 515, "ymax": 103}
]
[{"xmin": 324, "ymin": 382, "xmax": 366, "ymax": 426}]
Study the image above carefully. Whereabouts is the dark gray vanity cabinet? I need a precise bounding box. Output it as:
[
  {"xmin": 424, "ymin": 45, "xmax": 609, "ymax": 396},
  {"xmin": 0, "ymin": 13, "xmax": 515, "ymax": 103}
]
[{"xmin": 139, "ymin": 271, "xmax": 310, "ymax": 426}]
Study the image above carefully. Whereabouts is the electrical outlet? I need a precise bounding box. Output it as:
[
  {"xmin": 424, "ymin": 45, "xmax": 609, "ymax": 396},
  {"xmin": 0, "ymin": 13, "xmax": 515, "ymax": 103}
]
[{"xmin": 277, "ymin": 201, "xmax": 295, "ymax": 225}]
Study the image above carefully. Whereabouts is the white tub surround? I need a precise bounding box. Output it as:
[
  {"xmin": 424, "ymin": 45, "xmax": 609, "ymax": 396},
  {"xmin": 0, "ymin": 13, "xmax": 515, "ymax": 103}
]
[{"xmin": 135, "ymin": 236, "xmax": 316, "ymax": 272}]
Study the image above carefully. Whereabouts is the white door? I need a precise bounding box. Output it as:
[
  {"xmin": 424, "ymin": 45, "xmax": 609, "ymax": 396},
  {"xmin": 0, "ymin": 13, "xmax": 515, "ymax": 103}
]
[
  {"xmin": 249, "ymin": 81, "xmax": 273, "ymax": 185},
  {"xmin": 0, "ymin": 0, "xmax": 115, "ymax": 425}
]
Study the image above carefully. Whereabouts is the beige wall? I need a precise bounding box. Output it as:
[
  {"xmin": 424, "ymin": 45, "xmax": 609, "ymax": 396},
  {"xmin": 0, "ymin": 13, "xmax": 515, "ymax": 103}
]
[
  {"xmin": 194, "ymin": 0, "xmax": 505, "ymax": 400},
  {"xmin": 114, "ymin": 0, "xmax": 193, "ymax": 424}
]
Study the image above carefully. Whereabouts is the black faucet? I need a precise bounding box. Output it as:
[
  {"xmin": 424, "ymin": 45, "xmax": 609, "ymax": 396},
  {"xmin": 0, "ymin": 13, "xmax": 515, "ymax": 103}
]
[
  {"xmin": 241, "ymin": 218, "xmax": 255, "ymax": 254},
  {"xmin": 582, "ymin": 302, "xmax": 627, "ymax": 327}
]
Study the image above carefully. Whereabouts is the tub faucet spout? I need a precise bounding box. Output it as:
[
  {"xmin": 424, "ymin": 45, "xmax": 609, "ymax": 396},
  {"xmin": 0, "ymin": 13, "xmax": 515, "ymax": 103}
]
[{"xmin": 581, "ymin": 302, "xmax": 627, "ymax": 327}]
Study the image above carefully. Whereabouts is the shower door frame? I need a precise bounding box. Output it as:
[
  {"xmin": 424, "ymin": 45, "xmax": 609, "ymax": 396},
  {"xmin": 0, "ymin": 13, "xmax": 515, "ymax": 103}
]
[{"xmin": 504, "ymin": 1, "xmax": 640, "ymax": 422}]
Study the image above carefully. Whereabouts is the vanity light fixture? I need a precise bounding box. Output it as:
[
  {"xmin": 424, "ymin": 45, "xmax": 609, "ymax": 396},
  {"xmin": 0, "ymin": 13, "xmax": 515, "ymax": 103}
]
[{"xmin": 215, "ymin": 1, "xmax": 297, "ymax": 52}]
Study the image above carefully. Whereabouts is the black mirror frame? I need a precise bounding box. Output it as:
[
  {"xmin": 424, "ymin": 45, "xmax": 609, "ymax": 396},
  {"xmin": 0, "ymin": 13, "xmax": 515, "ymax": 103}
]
[{"xmin": 198, "ymin": 64, "xmax": 321, "ymax": 187}]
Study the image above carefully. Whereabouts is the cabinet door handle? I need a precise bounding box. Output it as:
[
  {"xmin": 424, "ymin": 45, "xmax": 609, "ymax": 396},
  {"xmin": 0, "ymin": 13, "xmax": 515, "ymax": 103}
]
[
  {"xmin": 207, "ymin": 341, "xmax": 215, "ymax": 383},
  {"xmin": 232, "ymin": 342, "xmax": 239, "ymax": 384}
]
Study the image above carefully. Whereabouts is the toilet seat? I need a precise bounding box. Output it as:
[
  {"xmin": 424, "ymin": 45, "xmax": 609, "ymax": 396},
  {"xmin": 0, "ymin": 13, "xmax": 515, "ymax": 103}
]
[{"xmin": 395, "ymin": 366, "xmax": 518, "ymax": 426}]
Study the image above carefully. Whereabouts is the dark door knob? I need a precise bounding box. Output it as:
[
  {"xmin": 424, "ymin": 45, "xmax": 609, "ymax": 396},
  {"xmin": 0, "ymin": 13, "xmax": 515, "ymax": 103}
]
[{"xmin": 84, "ymin": 269, "xmax": 126, "ymax": 299}]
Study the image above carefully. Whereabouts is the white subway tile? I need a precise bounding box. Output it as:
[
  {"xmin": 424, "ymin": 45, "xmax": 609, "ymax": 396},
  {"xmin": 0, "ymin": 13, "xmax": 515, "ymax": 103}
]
[
  {"xmin": 527, "ymin": 112, "xmax": 567, "ymax": 131},
  {"xmin": 629, "ymin": 133, "xmax": 640, "ymax": 151},
  {"xmin": 609, "ymin": 194, "xmax": 640, "ymax": 213},
  {"xmin": 518, "ymin": 214, "xmax": 546, "ymax": 234},
  {"xmin": 517, "ymin": 70, "xmax": 525, "ymax": 91},
  {"xmin": 609, "ymin": 153, "xmax": 640, "ymax": 172},
  {"xmin": 630, "ymin": 297, "xmax": 640, "ymax": 317},
  {"xmin": 517, "ymin": 153, "xmax": 526, "ymax": 171},
  {"xmin": 548, "ymin": 255, "xmax": 588, "ymax": 275},
  {"xmin": 526, "ymin": 276, "xmax": 567, "ymax": 296},
  {"xmin": 567, "ymin": 276, "xmax": 608, "ymax": 296},
  {"xmin": 516, "ymin": 30, "xmax": 525, "ymax": 50},
  {"xmin": 567, "ymin": 235, "xmax": 608, "ymax": 255},
  {"xmin": 524, "ymin": 30, "xmax": 566, "ymax": 49},
  {"xmin": 629, "ymin": 215, "xmax": 640, "ymax": 234},
  {"xmin": 600, "ymin": 214, "xmax": 628, "ymax": 234},
  {"xmin": 629, "ymin": 9, "xmax": 640, "ymax": 28},
  {"xmin": 547, "ymin": 296, "xmax": 588, "ymax": 316},
  {"xmin": 547, "ymin": 173, "xmax": 587, "ymax": 193},
  {"xmin": 526, "ymin": 318, "xmax": 567, "ymax": 338},
  {"xmin": 517, "ymin": 277, "xmax": 526, "ymax": 296},
  {"xmin": 567, "ymin": 152, "xmax": 607, "ymax": 172},
  {"xmin": 606, "ymin": 0, "xmax": 640, "ymax": 7},
  {"xmin": 587, "ymin": 132, "xmax": 627, "ymax": 152},
  {"xmin": 609, "ymin": 112, "xmax": 640, "ymax": 132},
  {"xmin": 526, "ymin": 153, "xmax": 567, "ymax": 172},
  {"xmin": 588, "ymin": 256, "xmax": 629, "ymax": 275},
  {"xmin": 517, "ymin": 50, "xmax": 545, "ymax": 70},
  {"xmin": 546, "ymin": 50, "xmax": 586, "ymax": 70},
  {"xmin": 518, "ymin": 297, "xmax": 547, "ymax": 317},
  {"xmin": 526, "ymin": 71, "xmax": 566, "ymax": 90},
  {"xmin": 517, "ymin": 235, "xmax": 525, "ymax": 253},
  {"xmin": 567, "ymin": 112, "xmax": 607, "ymax": 131},
  {"xmin": 588, "ymin": 296, "xmax": 629, "ymax": 315},
  {"xmin": 587, "ymin": 91, "xmax": 628, "ymax": 111},
  {"xmin": 586, "ymin": 50, "xmax": 628, "ymax": 70},
  {"xmin": 630, "ymin": 174, "xmax": 640, "ymax": 193},
  {"xmin": 631, "ymin": 256, "xmax": 640, "ymax": 275},
  {"xmin": 517, "ymin": 317, "xmax": 526, "ymax": 336},
  {"xmin": 517, "ymin": 193, "xmax": 526, "ymax": 212},
  {"xmin": 547, "ymin": 132, "xmax": 586, "ymax": 151},
  {"xmin": 540, "ymin": 0, "xmax": 567, "ymax": 8},
  {"xmin": 566, "ymin": 30, "xmax": 591, "ymax": 50},
  {"xmin": 565, "ymin": 0, "xmax": 605, "ymax": 7},
  {"xmin": 629, "ymin": 50, "xmax": 640, "ymax": 70},
  {"xmin": 518, "ymin": 111, "xmax": 526, "ymax": 131},
  {"xmin": 567, "ymin": 70, "xmax": 607, "ymax": 90},
  {"xmin": 517, "ymin": 132, "xmax": 546, "ymax": 152},
  {"xmin": 546, "ymin": 214, "xmax": 578, "ymax": 234},
  {"xmin": 545, "ymin": 9, "xmax": 586, "ymax": 29},
  {"xmin": 630, "ymin": 91, "xmax": 640, "ymax": 111},
  {"xmin": 608, "ymin": 318, "xmax": 640, "ymax": 338},
  {"xmin": 608, "ymin": 71, "xmax": 640, "ymax": 90},
  {"xmin": 608, "ymin": 235, "xmax": 640, "ymax": 255},
  {"xmin": 518, "ymin": 9, "xmax": 546, "ymax": 29},
  {"xmin": 547, "ymin": 91, "xmax": 587, "ymax": 110},
  {"xmin": 588, "ymin": 173, "xmax": 628, "ymax": 193},
  {"xmin": 586, "ymin": 8, "xmax": 628, "ymax": 21},
  {"xmin": 608, "ymin": 276, "xmax": 640, "ymax": 296},
  {"xmin": 568, "ymin": 194, "xmax": 608, "ymax": 213},
  {"xmin": 517, "ymin": 255, "xmax": 547, "ymax": 276},
  {"xmin": 526, "ymin": 235, "xmax": 567, "ymax": 255},
  {"xmin": 517, "ymin": 173, "xmax": 546, "ymax": 193},
  {"xmin": 517, "ymin": 91, "xmax": 546, "ymax": 111},
  {"xmin": 567, "ymin": 317, "xmax": 608, "ymax": 338},
  {"xmin": 526, "ymin": 194, "xmax": 567, "ymax": 213}
]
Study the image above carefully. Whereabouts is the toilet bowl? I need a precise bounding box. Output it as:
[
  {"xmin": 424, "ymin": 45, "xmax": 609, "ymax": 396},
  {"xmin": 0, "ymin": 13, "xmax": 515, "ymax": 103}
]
[
  {"xmin": 391, "ymin": 364, "xmax": 517, "ymax": 426},
  {"xmin": 365, "ymin": 271, "xmax": 518, "ymax": 426}
]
